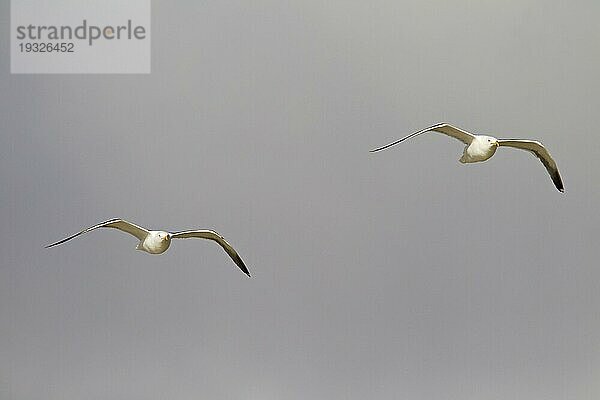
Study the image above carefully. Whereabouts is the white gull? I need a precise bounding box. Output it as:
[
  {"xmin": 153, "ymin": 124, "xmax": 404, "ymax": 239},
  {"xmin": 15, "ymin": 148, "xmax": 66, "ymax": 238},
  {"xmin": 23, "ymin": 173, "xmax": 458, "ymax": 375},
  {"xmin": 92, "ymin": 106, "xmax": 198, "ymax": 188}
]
[
  {"xmin": 371, "ymin": 123, "xmax": 564, "ymax": 192},
  {"xmin": 46, "ymin": 218, "xmax": 251, "ymax": 276}
]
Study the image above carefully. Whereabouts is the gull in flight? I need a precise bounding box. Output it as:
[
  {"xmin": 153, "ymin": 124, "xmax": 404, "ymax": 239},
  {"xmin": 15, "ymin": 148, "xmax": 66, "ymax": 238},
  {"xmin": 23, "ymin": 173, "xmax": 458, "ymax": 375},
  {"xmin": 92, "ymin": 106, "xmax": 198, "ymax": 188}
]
[
  {"xmin": 370, "ymin": 123, "xmax": 564, "ymax": 192},
  {"xmin": 46, "ymin": 218, "xmax": 251, "ymax": 276}
]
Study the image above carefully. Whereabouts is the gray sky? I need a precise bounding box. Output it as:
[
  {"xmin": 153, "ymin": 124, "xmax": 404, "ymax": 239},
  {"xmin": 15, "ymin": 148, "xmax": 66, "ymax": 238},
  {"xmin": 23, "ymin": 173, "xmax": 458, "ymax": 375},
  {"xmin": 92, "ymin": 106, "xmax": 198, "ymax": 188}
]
[{"xmin": 1, "ymin": 0, "xmax": 599, "ymax": 399}]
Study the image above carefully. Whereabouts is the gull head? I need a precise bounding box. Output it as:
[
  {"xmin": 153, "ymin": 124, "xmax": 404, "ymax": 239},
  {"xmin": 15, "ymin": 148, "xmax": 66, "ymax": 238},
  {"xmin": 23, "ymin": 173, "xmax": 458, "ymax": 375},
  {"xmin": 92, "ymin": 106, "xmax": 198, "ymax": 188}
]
[
  {"xmin": 481, "ymin": 135, "xmax": 499, "ymax": 147},
  {"xmin": 156, "ymin": 231, "xmax": 171, "ymax": 243}
]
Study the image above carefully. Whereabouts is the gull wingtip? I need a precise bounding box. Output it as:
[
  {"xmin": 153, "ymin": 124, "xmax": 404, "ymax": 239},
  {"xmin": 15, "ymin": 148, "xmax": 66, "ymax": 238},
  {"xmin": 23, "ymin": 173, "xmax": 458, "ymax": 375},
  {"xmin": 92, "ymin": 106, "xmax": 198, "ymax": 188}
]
[
  {"xmin": 369, "ymin": 146, "xmax": 386, "ymax": 153},
  {"xmin": 242, "ymin": 265, "xmax": 252, "ymax": 277}
]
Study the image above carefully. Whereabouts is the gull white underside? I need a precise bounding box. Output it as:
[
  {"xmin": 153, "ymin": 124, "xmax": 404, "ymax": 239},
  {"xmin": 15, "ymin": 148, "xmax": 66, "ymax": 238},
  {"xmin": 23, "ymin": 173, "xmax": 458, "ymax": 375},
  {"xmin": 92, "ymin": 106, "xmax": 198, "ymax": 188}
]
[
  {"xmin": 46, "ymin": 218, "xmax": 251, "ymax": 277},
  {"xmin": 370, "ymin": 123, "xmax": 564, "ymax": 192}
]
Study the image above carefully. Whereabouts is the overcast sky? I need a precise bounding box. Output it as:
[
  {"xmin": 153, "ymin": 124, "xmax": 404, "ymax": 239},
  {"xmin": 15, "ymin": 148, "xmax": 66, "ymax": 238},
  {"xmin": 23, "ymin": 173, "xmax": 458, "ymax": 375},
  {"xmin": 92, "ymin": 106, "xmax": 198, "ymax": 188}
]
[{"xmin": 1, "ymin": 1, "xmax": 599, "ymax": 399}]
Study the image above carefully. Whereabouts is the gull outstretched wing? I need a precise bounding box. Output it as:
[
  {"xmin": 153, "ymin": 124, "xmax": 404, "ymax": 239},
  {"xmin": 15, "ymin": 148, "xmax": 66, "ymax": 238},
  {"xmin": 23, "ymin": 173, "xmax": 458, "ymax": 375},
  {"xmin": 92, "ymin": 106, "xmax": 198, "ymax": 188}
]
[
  {"xmin": 498, "ymin": 139, "xmax": 564, "ymax": 192},
  {"xmin": 46, "ymin": 218, "xmax": 149, "ymax": 248},
  {"xmin": 370, "ymin": 123, "xmax": 476, "ymax": 153},
  {"xmin": 171, "ymin": 230, "xmax": 251, "ymax": 277}
]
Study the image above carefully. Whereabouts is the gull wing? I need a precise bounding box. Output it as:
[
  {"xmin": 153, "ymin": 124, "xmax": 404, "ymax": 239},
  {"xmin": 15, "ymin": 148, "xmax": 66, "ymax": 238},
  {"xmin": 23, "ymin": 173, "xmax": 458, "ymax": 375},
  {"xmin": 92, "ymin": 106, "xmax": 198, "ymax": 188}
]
[
  {"xmin": 171, "ymin": 230, "xmax": 251, "ymax": 277},
  {"xmin": 497, "ymin": 139, "xmax": 564, "ymax": 192},
  {"xmin": 46, "ymin": 218, "xmax": 149, "ymax": 248},
  {"xmin": 370, "ymin": 123, "xmax": 476, "ymax": 152}
]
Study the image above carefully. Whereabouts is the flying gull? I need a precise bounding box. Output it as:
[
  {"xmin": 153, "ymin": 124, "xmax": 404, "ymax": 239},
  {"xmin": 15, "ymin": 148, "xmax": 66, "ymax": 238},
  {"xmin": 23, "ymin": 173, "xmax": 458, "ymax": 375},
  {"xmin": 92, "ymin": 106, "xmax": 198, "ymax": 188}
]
[
  {"xmin": 370, "ymin": 123, "xmax": 564, "ymax": 192},
  {"xmin": 46, "ymin": 218, "xmax": 251, "ymax": 276}
]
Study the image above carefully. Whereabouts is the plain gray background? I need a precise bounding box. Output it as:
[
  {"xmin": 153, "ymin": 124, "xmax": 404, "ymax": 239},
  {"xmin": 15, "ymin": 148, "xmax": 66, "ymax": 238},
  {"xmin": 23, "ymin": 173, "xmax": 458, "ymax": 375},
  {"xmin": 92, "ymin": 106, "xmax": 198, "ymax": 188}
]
[{"xmin": 1, "ymin": 1, "xmax": 599, "ymax": 399}]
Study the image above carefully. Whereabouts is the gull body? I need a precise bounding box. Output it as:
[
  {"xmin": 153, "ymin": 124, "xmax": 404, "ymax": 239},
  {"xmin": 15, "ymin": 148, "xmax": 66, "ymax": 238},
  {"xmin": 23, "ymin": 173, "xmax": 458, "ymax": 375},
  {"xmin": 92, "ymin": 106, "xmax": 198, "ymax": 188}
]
[
  {"xmin": 46, "ymin": 218, "xmax": 251, "ymax": 276},
  {"xmin": 370, "ymin": 123, "xmax": 564, "ymax": 192},
  {"xmin": 137, "ymin": 230, "xmax": 172, "ymax": 254},
  {"xmin": 460, "ymin": 135, "xmax": 499, "ymax": 163}
]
